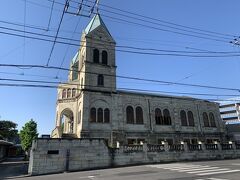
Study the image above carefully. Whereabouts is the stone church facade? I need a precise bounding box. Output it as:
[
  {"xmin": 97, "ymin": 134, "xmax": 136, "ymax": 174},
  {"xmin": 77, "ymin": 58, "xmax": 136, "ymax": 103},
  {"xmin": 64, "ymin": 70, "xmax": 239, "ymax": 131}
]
[{"xmin": 51, "ymin": 14, "xmax": 226, "ymax": 146}]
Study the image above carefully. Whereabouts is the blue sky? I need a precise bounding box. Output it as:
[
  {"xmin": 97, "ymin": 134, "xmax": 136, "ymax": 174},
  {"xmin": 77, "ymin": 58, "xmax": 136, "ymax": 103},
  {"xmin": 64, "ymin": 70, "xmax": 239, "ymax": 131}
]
[{"xmin": 0, "ymin": 0, "xmax": 240, "ymax": 135}]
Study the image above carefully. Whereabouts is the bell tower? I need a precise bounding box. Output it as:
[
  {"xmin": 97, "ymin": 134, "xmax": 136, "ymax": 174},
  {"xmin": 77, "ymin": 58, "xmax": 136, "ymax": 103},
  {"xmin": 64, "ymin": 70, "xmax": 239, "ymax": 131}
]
[{"xmin": 79, "ymin": 14, "xmax": 116, "ymax": 93}]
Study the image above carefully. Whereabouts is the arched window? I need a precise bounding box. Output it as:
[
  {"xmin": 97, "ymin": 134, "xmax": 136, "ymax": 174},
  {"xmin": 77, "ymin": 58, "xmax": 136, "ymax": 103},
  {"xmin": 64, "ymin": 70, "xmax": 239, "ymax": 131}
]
[
  {"xmin": 72, "ymin": 88, "xmax": 76, "ymax": 97},
  {"xmin": 62, "ymin": 89, "xmax": 66, "ymax": 99},
  {"xmin": 90, "ymin": 108, "xmax": 96, "ymax": 122},
  {"xmin": 155, "ymin": 108, "xmax": 163, "ymax": 125},
  {"xmin": 93, "ymin": 49, "xmax": 99, "ymax": 63},
  {"xmin": 67, "ymin": 88, "xmax": 71, "ymax": 98},
  {"xmin": 97, "ymin": 108, "xmax": 103, "ymax": 123},
  {"xmin": 98, "ymin": 74, "xmax": 104, "ymax": 86},
  {"xmin": 209, "ymin": 112, "xmax": 216, "ymax": 127},
  {"xmin": 187, "ymin": 111, "xmax": 195, "ymax": 126},
  {"xmin": 136, "ymin": 106, "xmax": 143, "ymax": 124},
  {"xmin": 104, "ymin": 108, "xmax": 110, "ymax": 123},
  {"xmin": 163, "ymin": 109, "xmax": 171, "ymax": 125},
  {"xmin": 180, "ymin": 110, "xmax": 188, "ymax": 126},
  {"xmin": 102, "ymin": 50, "xmax": 108, "ymax": 65},
  {"xmin": 203, "ymin": 112, "xmax": 209, "ymax": 127},
  {"xmin": 126, "ymin": 106, "xmax": 134, "ymax": 124}
]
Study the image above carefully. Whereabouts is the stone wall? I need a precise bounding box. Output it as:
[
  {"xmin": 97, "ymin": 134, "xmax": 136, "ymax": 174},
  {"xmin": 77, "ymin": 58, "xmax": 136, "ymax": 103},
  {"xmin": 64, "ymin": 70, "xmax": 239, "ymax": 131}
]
[{"xmin": 29, "ymin": 138, "xmax": 240, "ymax": 175}]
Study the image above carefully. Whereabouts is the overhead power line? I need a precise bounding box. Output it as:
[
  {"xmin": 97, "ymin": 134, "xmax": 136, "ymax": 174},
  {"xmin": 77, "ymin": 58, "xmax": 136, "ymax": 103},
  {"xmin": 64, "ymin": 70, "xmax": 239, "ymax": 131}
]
[
  {"xmin": 77, "ymin": 0, "xmax": 238, "ymax": 38},
  {"xmin": 2, "ymin": 26, "xmax": 240, "ymax": 57},
  {"xmin": 34, "ymin": 0, "xmax": 236, "ymax": 44},
  {"xmin": 0, "ymin": 63, "xmax": 240, "ymax": 92}
]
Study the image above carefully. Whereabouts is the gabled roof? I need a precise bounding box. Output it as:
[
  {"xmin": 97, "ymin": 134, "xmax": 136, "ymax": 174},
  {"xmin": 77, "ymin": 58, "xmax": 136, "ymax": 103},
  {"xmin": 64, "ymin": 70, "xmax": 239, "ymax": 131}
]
[{"xmin": 84, "ymin": 14, "xmax": 112, "ymax": 38}]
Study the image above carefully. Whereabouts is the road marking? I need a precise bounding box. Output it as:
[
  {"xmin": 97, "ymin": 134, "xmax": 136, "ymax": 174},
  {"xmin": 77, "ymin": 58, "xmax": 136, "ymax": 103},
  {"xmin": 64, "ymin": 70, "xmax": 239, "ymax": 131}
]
[
  {"xmin": 188, "ymin": 168, "xmax": 229, "ymax": 173},
  {"xmin": 163, "ymin": 165, "xmax": 209, "ymax": 170},
  {"xmin": 208, "ymin": 178, "xmax": 229, "ymax": 180},
  {"xmin": 197, "ymin": 169, "xmax": 240, "ymax": 176},
  {"xmin": 177, "ymin": 167, "xmax": 219, "ymax": 172}
]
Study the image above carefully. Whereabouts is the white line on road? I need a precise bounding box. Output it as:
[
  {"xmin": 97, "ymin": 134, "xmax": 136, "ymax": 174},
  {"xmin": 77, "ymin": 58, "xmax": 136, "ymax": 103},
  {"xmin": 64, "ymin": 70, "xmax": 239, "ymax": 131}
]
[
  {"xmin": 197, "ymin": 169, "xmax": 240, "ymax": 176},
  {"xmin": 187, "ymin": 168, "xmax": 229, "ymax": 174},
  {"xmin": 178, "ymin": 167, "xmax": 221, "ymax": 172}
]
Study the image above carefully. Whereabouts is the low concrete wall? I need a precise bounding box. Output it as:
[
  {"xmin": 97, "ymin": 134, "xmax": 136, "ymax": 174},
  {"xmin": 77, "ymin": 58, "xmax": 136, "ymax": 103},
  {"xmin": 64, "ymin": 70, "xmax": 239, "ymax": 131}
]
[{"xmin": 28, "ymin": 138, "xmax": 240, "ymax": 175}]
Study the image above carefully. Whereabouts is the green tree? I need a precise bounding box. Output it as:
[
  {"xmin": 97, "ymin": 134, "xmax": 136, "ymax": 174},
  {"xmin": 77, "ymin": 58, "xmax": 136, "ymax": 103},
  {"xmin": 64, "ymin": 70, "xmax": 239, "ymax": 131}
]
[
  {"xmin": 19, "ymin": 119, "xmax": 38, "ymax": 154},
  {"xmin": 0, "ymin": 120, "xmax": 18, "ymax": 141}
]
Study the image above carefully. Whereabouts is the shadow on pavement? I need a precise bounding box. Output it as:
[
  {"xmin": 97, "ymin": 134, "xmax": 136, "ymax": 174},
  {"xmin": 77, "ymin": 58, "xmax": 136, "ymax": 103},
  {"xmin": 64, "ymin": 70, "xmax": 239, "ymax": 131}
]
[{"xmin": 0, "ymin": 157, "xmax": 29, "ymax": 179}]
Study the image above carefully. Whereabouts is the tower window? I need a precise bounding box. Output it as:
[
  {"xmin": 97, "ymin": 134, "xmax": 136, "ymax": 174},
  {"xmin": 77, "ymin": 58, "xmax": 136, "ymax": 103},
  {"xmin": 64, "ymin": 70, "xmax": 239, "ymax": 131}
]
[
  {"xmin": 72, "ymin": 88, "xmax": 76, "ymax": 97},
  {"xmin": 97, "ymin": 108, "xmax": 103, "ymax": 122},
  {"xmin": 104, "ymin": 108, "xmax": 110, "ymax": 123},
  {"xmin": 209, "ymin": 112, "xmax": 216, "ymax": 127},
  {"xmin": 203, "ymin": 112, "xmax": 209, "ymax": 127},
  {"xmin": 126, "ymin": 106, "xmax": 134, "ymax": 124},
  {"xmin": 90, "ymin": 108, "xmax": 96, "ymax": 122},
  {"xmin": 102, "ymin": 50, "xmax": 108, "ymax": 65},
  {"xmin": 136, "ymin": 106, "xmax": 143, "ymax": 124},
  {"xmin": 97, "ymin": 74, "xmax": 104, "ymax": 86},
  {"xmin": 155, "ymin": 108, "xmax": 163, "ymax": 125},
  {"xmin": 62, "ymin": 89, "xmax": 66, "ymax": 99},
  {"xmin": 187, "ymin": 111, "xmax": 195, "ymax": 126},
  {"xmin": 163, "ymin": 109, "xmax": 171, "ymax": 125},
  {"xmin": 67, "ymin": 88, "xmax": 71, "ymax": 98},
  {"xmin": 180, "ymin": 110, "xmax": 188, "ymax": 126},
  {"xmin": 93, "ymin": 49, "xmax": 99, "ymax": 63}
]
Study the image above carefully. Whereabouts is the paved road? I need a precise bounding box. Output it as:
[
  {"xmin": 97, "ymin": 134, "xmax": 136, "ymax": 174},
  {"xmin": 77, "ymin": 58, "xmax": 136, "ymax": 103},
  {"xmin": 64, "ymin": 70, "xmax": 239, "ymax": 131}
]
[{"xmin": 5, "ymin": 159, "xmax": 240, "ymax": 180}]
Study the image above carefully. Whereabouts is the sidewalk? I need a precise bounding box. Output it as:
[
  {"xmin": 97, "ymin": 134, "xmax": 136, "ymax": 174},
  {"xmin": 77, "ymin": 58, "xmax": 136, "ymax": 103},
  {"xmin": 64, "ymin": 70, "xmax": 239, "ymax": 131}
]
[{"xmin": 0, "ymin": 157, "xmax": 29, "ymax": 179}]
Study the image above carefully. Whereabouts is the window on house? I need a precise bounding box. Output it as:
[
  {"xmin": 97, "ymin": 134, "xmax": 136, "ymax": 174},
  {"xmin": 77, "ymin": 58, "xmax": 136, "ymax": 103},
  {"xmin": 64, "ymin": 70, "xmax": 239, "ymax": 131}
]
[
  {"xmin": 90, "ymin": 108, "xmax": 96, "ymax": 122},
  {"xmin": 102, "ymin": 50, "xmax": 108, "ymax": 65},
  {"xmin": 126, "ymin": 106, "xmax": 134, "ymax": 124},
  {"xmin": 97, "ymin": 108, "xmax": 103, "ymax": 122},
  {"xmin": 155, "ymin": 108, "xmax": 163, "ymax": 125},
  {"xmin": 209, "ymin": 112, "xmax": 216, "ymax": 127},
  {"xmin": 136, "ymin": 106, "xmax": 143, "ymax": 124},
  {"xmin": 62, "ymin": 89, "xmax": 66, "ymax": 99},
  {"xmin": 187, "ymin": 111, "xmax": 195, "ymax": 126},
  {"xmin": 93, "ymin": 49, "xmax": 99, "ymax": 63},
  {"xmin": 104, "ymin": 108, "xmax": 110, "ymax": 123},
  {"xmin": 67, "ymin": 88, "xmax": 71, "ymax": 98},
  {"xmin": 72, "ymin": 88, "xmax": 76, "ymax": 97},
  {"xmin": 203, "ymin": 112, "xmax": 210, "ymax": 127},
  {"xmin": 180, "ymin": 110, "xmax": 188, "ymax": 126},
  {"xmin": 163, "ymin": 109, "xmax": 171, "ymax": 125},
  {"xmin": 97, "ymin": 74, "xmax": 104, "ymax": 86}
]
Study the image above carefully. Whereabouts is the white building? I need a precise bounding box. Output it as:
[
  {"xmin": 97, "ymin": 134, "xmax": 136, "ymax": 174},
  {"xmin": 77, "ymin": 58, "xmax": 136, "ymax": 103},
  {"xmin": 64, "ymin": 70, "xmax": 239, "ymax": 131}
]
[
  {"xmin": 219, "ymin": 98, "xmax": 240, "ymax": 124},
  {"xmin": 51, "ymin": 14, "xmax": 226, "ymax": 146}
]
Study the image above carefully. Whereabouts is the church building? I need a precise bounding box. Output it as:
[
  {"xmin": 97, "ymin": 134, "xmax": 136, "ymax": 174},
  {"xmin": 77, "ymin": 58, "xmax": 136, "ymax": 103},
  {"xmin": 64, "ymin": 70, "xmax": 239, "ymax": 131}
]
[{"xmin": 51, "ymin": 14, "xmax": 226, "ymax": 146}]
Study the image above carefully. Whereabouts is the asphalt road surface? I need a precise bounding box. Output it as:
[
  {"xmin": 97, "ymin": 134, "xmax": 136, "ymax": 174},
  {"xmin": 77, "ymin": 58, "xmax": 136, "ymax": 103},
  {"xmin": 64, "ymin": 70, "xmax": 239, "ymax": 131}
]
[{"xmin": 7, "ymin": 159, "xmax": 240, "ymax": 180}]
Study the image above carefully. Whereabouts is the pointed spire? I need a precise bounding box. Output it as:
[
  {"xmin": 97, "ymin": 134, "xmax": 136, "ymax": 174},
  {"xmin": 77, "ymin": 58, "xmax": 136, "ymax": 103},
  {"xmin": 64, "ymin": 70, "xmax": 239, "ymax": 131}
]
[{"xmin": 84, "ymin": 14, "xmax": 112, "ymax": 37}]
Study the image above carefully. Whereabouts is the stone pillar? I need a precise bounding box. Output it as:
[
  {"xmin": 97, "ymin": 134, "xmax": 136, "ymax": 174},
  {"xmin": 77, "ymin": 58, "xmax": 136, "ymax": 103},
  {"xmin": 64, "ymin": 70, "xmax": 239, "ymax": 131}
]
[
  {"xmin": 164, "ymin": 142, "xmax": 169, "ymax": 152},
  {"xmin": 232, "ymin": 142, "xmax": 236, "ymax": 150},
  {"xmin": 183, "ymin": 142, "xmax": 188, "ymax": 152},
  {"xmin": 143, "ymin": 143, "xmax": 148, "ymax": 152},
  {"xmin": 216, "ymin": 142, "xmax": 222, "ymax": 151}
]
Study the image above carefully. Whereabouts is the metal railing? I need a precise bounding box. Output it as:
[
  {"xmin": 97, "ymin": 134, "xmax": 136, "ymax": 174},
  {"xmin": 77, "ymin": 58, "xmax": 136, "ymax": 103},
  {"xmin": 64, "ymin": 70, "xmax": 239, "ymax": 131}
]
[
  {"xmin": 169, "ymin": 144, "xmax": 184, "ymax": 151},
  {"xmin": 188, "ymin": 144, "xmax": 202, "ymax": 151},
  {"xmin": 147, "ymin": 144, "xmax": 165, "ymax": 152},
  {"xmin": 123, "ymin": 145, "xmax": 143, "ymax": 153},
  {"xmin": 205, "ymin": 144, "xmax": 218, "ymax": 150}
]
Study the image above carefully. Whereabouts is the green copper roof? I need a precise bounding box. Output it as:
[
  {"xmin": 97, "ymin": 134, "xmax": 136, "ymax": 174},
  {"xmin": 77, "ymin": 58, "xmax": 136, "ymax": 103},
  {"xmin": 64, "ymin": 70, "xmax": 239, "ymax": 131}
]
[{"xmin": 85, "ymin": 14, "xmax": 112, "ymax": 36}]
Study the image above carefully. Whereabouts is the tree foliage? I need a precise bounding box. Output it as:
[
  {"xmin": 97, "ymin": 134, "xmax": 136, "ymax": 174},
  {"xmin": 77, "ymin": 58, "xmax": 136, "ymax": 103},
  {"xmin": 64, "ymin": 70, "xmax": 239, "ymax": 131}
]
[
  {"xmin": 19, "ymin": 119, "xmax": 38, "ymax": 152},
  {"xmin": 0, "ymin": 120, "xmax": 18, "ymax": 140}
]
